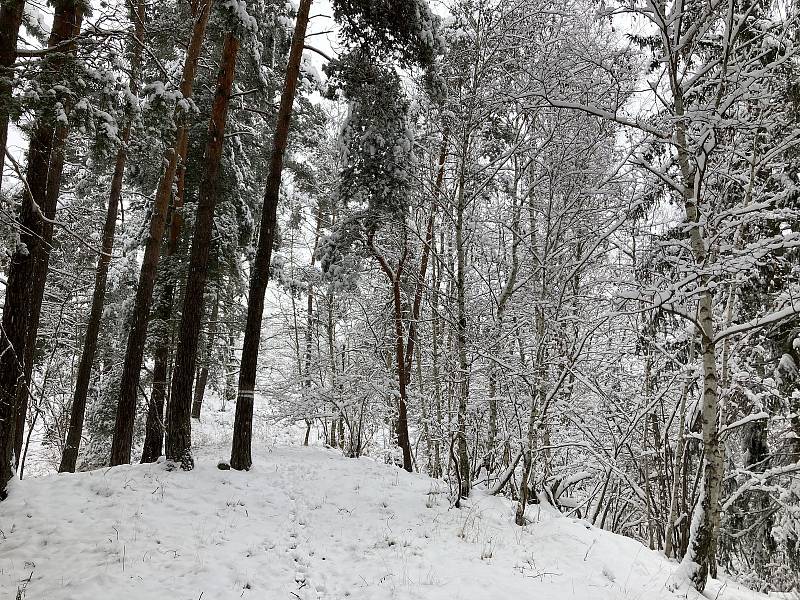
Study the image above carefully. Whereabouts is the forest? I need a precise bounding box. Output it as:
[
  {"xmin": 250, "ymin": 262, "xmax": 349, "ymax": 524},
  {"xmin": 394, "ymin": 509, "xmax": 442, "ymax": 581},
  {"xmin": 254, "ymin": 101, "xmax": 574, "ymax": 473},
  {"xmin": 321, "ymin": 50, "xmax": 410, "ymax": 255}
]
[{"xmin": 0, "ymin": 0, "xmax": 799, "ymax": 597}]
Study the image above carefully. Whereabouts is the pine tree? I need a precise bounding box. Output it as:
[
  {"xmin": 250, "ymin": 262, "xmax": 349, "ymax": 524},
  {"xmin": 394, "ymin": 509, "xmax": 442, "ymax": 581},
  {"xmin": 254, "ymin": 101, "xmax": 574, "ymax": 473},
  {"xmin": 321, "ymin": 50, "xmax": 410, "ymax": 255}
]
[
  {"xmin": 0, "ymin": 0, "xmax": 85, "ymax": 499},
  {"xmin": 110, "ymin": 0, "xmax": 213, "ymax": 466},
  {"xmin": 59, "ymin": 0, "xmax": 146, "ymax": 474},
  {"xmin": 167, "ymin": 3, "xmax": 251, "ymax": 467}
]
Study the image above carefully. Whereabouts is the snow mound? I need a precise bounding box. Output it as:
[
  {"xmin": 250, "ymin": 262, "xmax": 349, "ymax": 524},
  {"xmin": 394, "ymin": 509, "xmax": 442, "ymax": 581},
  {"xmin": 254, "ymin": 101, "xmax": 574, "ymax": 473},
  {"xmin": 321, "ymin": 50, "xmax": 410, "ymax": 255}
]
[{"xmin": 0, "ymin": 446, "xmax": 767, "ymax": 600}]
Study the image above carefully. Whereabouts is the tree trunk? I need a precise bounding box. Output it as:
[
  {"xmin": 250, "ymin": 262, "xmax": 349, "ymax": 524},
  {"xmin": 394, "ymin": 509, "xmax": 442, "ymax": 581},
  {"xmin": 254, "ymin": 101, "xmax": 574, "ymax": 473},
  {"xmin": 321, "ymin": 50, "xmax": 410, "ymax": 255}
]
[
  {"xmin": 59, "ymin": 0, "xmax": 146, "ymax": 474},
  {"xmin": 0, "ymin": 0, "xmax": 24, "ymax": 193},
  {"xmin": 14, "ymin": 121, "xmax": 69, "ymax": 465},
  {"xmin": 302, "ymin": 205, "xmax": 323, "ymax": 427},
  {"xmin": 664, "ymin": 338, "xmax": 696, "ymax": 558},
  {"xmin": 230, "ymin": 0, "xmax": 312, "ymax": 471},
  {"xmin": 670, "ymin": 74, "xmax": 721, "ymax": 587},
  {"xmin": 140, "ymin": 341, "xmax": 168, "ymax": 463},
  {"xmin": 139, "ymin": 133, "xmax": 190, "ymax": 462},
  {"xmin": 685, "ymin": 289, "xmax": 722, "ymax": 589},
  {"xmin": 168, "ymin": 30, "xmax": 239, "ymax": 467},
  {"xmin": 110, "ymin": 0, "xmax": 212, "ymax": 466},
  {"xmin": 431, "ymin": 231, "xmax": 444, "ymax": 478},
  {"xmin": 192, "ymin": 294, "xmax": 220, "ymax": 419},
  {"xmin": 0, "ymin": 0, "xmax": 84, "ymax": 498},
  {"xmin": 455, "ymin": 156, "xmax": 470, "ymax": 497},
  {"xmin": 488, "ymin": 169, "xmax": 521, "ymax": 471},
  {"xmin": 368, "ymin": 229, "xmax": 413, "ymax": 472},
  {"xmin": 391, "ymin": 275, "xmax": 413, "ymax": 471}
]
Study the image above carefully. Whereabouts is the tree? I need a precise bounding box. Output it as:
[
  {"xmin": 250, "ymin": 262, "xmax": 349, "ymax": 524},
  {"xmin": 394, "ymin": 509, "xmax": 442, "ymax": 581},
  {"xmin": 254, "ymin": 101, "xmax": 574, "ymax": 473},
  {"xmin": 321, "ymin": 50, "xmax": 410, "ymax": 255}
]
[
  {"xmin": 167, "ymin": 3, "xmax": 252, "ymax": 467},
  {"xmin": 229, "ymin": 0, "xmax": 313, "ymax": 470},
  {"xmin": 0, "ymin": 0, "xmax": 85, "ymax": 499},
  {"xmin": 0, "ymin": 0, "xmax": 25, "ymax": 189},
  {"xmin": 110, "ymin": 0, "xmax": 212, "ymax": 466},
  {"xmin": 59, "ymin": 0, "xmax": 146, "ymax": 474},
  {"xmin": 231, "ymin": 0, "xmax": 444, "ymax": 470}
]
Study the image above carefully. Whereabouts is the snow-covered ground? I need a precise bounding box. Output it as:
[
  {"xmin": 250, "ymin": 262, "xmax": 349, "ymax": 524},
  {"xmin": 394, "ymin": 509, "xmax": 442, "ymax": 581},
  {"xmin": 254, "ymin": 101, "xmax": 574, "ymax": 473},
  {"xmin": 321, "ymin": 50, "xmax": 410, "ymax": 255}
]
[{"xmin": 0, "ymin": 443, "xmax": 773, "ymax": 600}]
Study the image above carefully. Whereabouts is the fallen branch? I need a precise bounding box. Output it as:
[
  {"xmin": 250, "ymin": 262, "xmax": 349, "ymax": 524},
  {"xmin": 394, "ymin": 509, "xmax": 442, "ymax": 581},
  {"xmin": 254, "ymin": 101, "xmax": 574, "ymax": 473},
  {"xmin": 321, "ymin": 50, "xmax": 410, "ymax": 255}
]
[{"xmin": 490, "ymin": 449, "xmax": 523, "ymax": 495}]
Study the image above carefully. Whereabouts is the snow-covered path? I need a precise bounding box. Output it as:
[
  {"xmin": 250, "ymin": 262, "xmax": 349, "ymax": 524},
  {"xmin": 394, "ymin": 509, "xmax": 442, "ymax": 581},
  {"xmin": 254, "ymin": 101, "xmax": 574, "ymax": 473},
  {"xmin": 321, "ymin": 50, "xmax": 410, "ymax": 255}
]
[{"xmin": 0, "ymin": 446, "xmax": 767, "ymax": 599}]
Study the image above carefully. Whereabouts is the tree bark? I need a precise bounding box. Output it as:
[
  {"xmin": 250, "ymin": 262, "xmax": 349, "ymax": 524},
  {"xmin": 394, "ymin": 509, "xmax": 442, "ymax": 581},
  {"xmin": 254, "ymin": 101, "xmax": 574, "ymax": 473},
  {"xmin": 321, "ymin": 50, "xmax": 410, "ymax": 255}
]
[
  {"xmin": 14, "ymin": 122, "xmax": 68, "ymax": 464},
  {"xmin": 454, "ymin": 153, "xmax": 470, "ymax": 497},
  {"xmin": 230, "ymin": 0, "xmax": 312, "ymax": 471},
  {"xmin": 670, "ymin": 73, "xmax": 722, "ymax": 589},
  {"xmin": 368, "ymin": 228, "xmax": 413, "ymax": 472},
  {"xmin": 59, "ymin": 0, "xmax": 146, "ymax": 474},
  {"xmin": 664, "ymin": 336, "xmax": 697, "ymax": 557},
  {"xmin": 139, "ymin": 131, "xmax": 190, "ymax": 461},
  {"xmin": 301, "ymin": 205, "xmax": 323, "ymax": 427},
  {"xmin": 140, "ymin": 340, "xmax": 168, "ymax": 463},
  {"xmin": 168, "ymin": 30, "xmax": 239, "ymax": 467},
  {"xmin": 488, "ymin": 168, "xmax": 521, "ymax": 470},
  {"xmin": 685, "ymin": 289, "xmax": 722, "ymax": 589},
  {"xmin": 430, "ymin": 230, "xmax": 444, "ymax": 478},
  {"xmin": 0, "ymin": 0, "xmax": 24, "ymax": 193},
  {"xmin": 110, "ymin": 0, "xmax": 212, "ymax": 466},
  {"xmin": 0, "ymin": 0, "xmax": 84, "ymax": 498},
  {"xmin": 192, "ymin": 294, "xmax": 220, "ymax": 419}
]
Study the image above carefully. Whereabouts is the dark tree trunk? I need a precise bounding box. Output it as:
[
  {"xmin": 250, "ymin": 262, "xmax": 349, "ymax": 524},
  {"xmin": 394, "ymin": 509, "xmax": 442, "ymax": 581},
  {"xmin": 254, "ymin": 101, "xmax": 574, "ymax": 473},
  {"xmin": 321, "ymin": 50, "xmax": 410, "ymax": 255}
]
[
  {"xmin": 138, "ymin": 158, "xmax": 185, "ymax": 462},
  {"xmin": 14, "ymin": 122, "xmax": 68, "ymax": 466},
  {"xmin": 139, "ymin": 127, "xmax": 189, "ymax": 462},
  {"xmin": 301, "ymin": 206, "xmax": 323, "ymax": 428},
  {"xmin": 455, "ymin": 159, "xmax": 471, "ymax": 497},
  {"xmin": 0, "ymin": 0, "xmax": 24, "ymax": 193},
  {"xmin": 140, "ymin": 341, "xmax": 168, "ymax": 463},
  {"xmin": 368, "ymin": 229, "xmax": 413, "ymax": 472},
  {"xmin": 59, "ymin": 0, "xmax": 146, "ymax": 474},
  {"xmin": 191, "ymin": 368, "xmax": 207, "ymax": 419},
  {"xmin": 390, "ymin": 280, "xmax": 412, "ymax": 472},
  {"xmin": 0, "ymin": 0, "xmax": 84, "ymax": 498},
  {"xmin": 168, "ymin": 30, "xmax": 239, "ymax": 466},
  {"xmin": 191, "ymin": 295, "xmax": 220, "ymax": 419},
  {"xmin": 230, "ymin": 0, "xmax": 312, "ymax": 471},
  {"xmin": 110, "ymin": 0, "xmax": 212, "ymax": 466}
]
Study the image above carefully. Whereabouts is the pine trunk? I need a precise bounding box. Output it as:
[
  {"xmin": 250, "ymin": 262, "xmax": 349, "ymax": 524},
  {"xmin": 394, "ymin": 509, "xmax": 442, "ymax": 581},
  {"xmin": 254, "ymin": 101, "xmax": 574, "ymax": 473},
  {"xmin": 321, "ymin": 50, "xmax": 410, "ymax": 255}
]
[
  {"xmin": 14, "ymin": 120, "xmax": 70, "ymax": 466},
  {"xmin": 139, "ymin": 134, "xmax": 189, "ymax": 461},
  {"xmin": 390, "ymin": 275, "xmax": 413, "ymax": 472},
  {"xmin": 168, "ymin": 30, "xmax": 239, "ymax": 467},
  {"xmin": 368, "ymin": 228, "xmax": 413, "ymax": 472},
  {"xmin": 110, "ymin": 0, "xmax": 212, "ymax": 466},
  {"xmin": 59, "ymin": 1, "xmax": 145, "ymax": 473},
  {"xmin": 140, "ymin": 341, "xmax": 168, "ymax": 463},
  {"xmin": 0, "ymin": 0, "xmax": 84, "ymax": 498},
  {"xmin": 192, "ymin": 295, "xmax": 220, "ymax": 419},
  {"xmin": 230, "ymin": 0, "xmax": 312, "ymax": 471},
  {"xmin": 0, "ymin": 0, "xmax": 24, "ymax": 193}
]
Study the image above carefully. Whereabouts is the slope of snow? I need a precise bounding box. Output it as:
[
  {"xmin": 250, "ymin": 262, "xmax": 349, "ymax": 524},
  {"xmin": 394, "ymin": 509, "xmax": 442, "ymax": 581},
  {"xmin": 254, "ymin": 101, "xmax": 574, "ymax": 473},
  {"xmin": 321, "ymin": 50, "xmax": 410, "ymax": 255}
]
[{"xmin": 0, "ymin": 445, "xmax": 769, "ymax": 600}]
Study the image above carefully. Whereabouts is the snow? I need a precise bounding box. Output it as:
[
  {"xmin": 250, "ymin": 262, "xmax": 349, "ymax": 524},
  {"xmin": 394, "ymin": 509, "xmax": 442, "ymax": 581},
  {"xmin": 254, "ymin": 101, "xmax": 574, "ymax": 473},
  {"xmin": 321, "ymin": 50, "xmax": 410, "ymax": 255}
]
[
  {"xmin": 721, "ymin": 411, "xmax": 770, "ymax": 435},
  {"xmin": 0, "ymin": 445, "xmax": 768, "ymax": 600}
]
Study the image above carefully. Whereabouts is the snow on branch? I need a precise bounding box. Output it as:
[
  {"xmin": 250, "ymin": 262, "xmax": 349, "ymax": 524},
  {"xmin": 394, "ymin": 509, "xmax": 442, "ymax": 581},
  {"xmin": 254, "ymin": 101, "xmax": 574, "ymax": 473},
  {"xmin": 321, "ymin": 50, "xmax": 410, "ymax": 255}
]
[{"xmin": 714, "ymin": 302, "xmax": 800, "ymax": 343}]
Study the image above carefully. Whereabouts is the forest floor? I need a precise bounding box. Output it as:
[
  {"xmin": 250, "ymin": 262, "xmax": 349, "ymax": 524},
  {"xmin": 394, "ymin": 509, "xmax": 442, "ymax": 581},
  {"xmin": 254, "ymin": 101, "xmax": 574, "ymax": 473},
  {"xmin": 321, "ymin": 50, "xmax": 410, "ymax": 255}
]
[{"xmin": 0, "ymin": 439, "xmax": 777, "ymax": 600}]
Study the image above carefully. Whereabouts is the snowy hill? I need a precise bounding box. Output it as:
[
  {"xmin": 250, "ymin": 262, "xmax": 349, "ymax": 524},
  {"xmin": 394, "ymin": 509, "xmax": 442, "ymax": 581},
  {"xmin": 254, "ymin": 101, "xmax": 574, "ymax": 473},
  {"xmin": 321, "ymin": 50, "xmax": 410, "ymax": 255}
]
[{"xmin": 0, "ymin": 446, "xmax": 771, "ymax": 600}]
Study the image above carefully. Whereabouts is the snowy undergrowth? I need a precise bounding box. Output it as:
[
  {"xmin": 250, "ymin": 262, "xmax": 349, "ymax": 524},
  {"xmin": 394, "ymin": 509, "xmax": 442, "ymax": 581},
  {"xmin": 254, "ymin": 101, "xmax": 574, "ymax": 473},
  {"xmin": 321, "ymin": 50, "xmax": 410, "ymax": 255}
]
[{"xmin": 0, "ymin": 445, "xmax": 770, "ymax": 600}]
